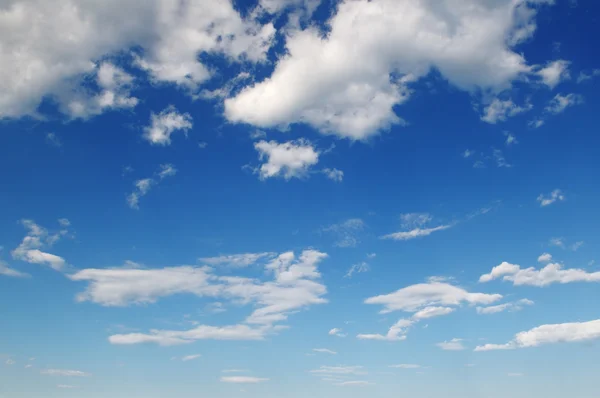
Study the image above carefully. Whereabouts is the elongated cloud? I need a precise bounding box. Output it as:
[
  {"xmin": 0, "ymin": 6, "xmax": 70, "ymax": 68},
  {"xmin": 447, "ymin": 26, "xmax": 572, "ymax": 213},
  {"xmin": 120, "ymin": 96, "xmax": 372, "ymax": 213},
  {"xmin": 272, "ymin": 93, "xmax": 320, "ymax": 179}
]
[
  {"xmin": 479, "ymin": 262, "xmax": 600, "ymax": 286},
  {"xmin": 381, "ymin": 225, "xmax": 451, "ymax": 241}
]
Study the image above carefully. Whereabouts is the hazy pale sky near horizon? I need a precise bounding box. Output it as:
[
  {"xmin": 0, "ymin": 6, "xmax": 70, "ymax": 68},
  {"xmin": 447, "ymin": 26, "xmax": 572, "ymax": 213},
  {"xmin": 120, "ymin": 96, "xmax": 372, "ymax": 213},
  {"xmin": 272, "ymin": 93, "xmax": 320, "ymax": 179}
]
[{"xmin": 1, "ymin": 0, "xmax": 600, "ymax": 397}]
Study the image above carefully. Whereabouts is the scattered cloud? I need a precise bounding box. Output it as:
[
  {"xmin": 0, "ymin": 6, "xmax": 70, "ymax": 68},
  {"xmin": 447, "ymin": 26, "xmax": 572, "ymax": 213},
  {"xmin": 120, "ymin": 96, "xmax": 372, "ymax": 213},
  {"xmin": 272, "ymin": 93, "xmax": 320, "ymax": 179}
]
[
  {"xmin": 537, "ymin": 60, "xmax": 570, "ymax": 89},
  {"xmin": 571, "ymin": 241, "xmax": 584, "ymax": 251},
  {"xmin": 538, "ymin": 253, "xmax": 553, "ymax": 263},
  {"xmin": 577, "ymin": 69, "xmax": 600, "ymax": 83},
  {"xmin": 310, "ymin": 366, "xmax": 366, "ymax": 376},
  {"xmin": 57, "ymin": 385, "xmax": 76, "ymax": 389},
  {"xmin": 181, "ymin": 354, "xmax": 202, "ymax": 362},
  {"xmin": 220, "ymin": 376, "xmax": 269, "ymax": 384},
  {"xmin": 508, "ymin": 373, "xmax": 524, "ymax": 377},
  {"xmin": 127, "ymin": 164, "xmax": 177, "ymax": 209},
  {"xmin": 545, "ymin": 93, "xmax": 583, "ymax": 114},
  {"xmin": 143, "ymin": 106, "xmax": 193, "ymax": 146},
  {"xmin": 313, "ymin": 348, "xmax": 337, "ymax": 355},
  {"xmin": 389, "ymin": 364, "xmax": 422, "ymax": 369},
  {"xmin": 549, "ymin": 237, "xmax": 565, "ymax": 249},
  {"xmin": 322, "ymin": 218, "xmax": 365, "ymax": 248},
  {"xmin": 199, "ymin": 252, "xmax": 276, "ymax": 268},
  {"xmin": 322, "ymin": 168, "xmax": 344, "ymax": 182},
  {"xmin": 412, "ymin": 306, "xmax": 455, "ymax": 320},
  {"xmin": 537, "ymin": 189, "xmax": 565, "ymax": 207},
  {"xmin": 335, "ymin": 381, "xmax": 372, "ymax": 387},
  {"xmin": 329, "ymin": 328, "xmax": 347, "ymax": 338},
  {"xmin": 479, "ymin": 261, "xmax": 600, "ymax": 286},
  {"xmin": 436, "ymin": 338, "xmax": 466, "ymax": 351},
  {"xmin": 476, "ymin": 299, "xmax": 534, "ymax": 314},
  {"xmin": 493, "ymin": 149, "xmax": 511, "ymax": 168},
  {"xmin": 481, "ymin": 99, "xmax": 531, "ymax": 124},
  {"xmin": 6, "ymin": 359, "xmax": 15, "ymax": 365},
  {"xmin": 381, "ymin": 225, "xmax": 451, "ymax": 241},
  {"xmin": 463, "ymin": 150, "xmax": 474, "ymax": 158},
  {"xmin": 46, "ymin": 132, "xmax": 62, "ymax": 148},
  {"xmin": 475, "ymin": 319, "xmax": 600, "ymax": 351},
  {"xmin": 0, "ymin": 260, "xmax": 30, "ymax": 278},
  {"xmin": 11, "ymin": 219, "xmax": 70, "ymax": 272},
  {"xmin": 41, "ymin": 369, "xmax": 91, "ymax": 377},
  {"xmin": 252, "ymin": 140, "xmax": 320, "ymax": 180},
  {"xmin": 504, "ymin": 133, "xmax": 518, "ymax": 146},
  {"xmin": 345, "ymin": 262, "xmax": 370, "ymax": 278}
]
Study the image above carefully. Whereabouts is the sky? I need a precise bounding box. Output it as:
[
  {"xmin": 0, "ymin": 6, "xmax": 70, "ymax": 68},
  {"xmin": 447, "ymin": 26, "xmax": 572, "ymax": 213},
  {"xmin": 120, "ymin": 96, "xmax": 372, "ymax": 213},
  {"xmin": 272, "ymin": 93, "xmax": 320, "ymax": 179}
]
[{"xmin": 1, "ymin": 0, "xmax": 600, "ymax": 397}]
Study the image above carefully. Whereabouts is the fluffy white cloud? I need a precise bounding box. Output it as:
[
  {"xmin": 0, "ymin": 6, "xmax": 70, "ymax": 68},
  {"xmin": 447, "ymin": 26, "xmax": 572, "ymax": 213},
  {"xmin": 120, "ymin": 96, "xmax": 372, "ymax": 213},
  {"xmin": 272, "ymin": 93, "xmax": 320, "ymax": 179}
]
[
  {"xmin": 41, "ymin": 369, "xmax": 91, "ymax": 377},
  {"xmin": 481, "ymin": 99, "xmax": 531, "ymax": 124},
  {"xmin": 72, "ymin": 250, "xmax": 329, "ymax": 344},
  {"xmin": 479, "ymin": 261, "xmax": 600, "ymax": 287},
  {"xmin": 252, "ymin": 140, "xmax": 320, "ymax": 180},
  {"xmin": 225, "ymin": 0, "xmax": 555, "ymax": 139},
  {"xmin": 537, "ymin": 60, "xmax": 570, "ymax": 89},
  {"xmin": 475, "ymin": 319, "xmax": 600, "ymax": 351},
  {"xmin": 127, "ymin": 164, "xmax": 177, "ymax": 209},
  {"xmin": 545, "ymin": 93, "xmax": 584, "ymax": 114},
  {"xmin": 345, "ymin": 262, "xmax": 370, "ymax": 278},
  {"xmin": 143, "ymin": 106, "xmax": 192, "ymax": 145},
  {"xmin": 0, "ymin": 0, "xmax": 275, "ymax": 119},
  {"xmin": 537, "ymin": 189, "xmax": 565, "ymax": 206},
  {"xmin": 365, "ymin": 282, "xmax": 501, "ymax": 313},
  {"xmin": 313, "ymin": 348, "xmax": 337, "ymax": 355},
  {"xmin": 436, "ymin": 338, "xmax": 466, "ymax": 351},
  {"xmin": 537, "ymin": 253, "xmax": 553, "ymax": 263},
  {"xmin": 11, "ymin": 219, "xmax": 69, "ymax": 272},
  {"xmin": 220, "ymin": 376, "xmax": 269, "ymax": 384},
  {"xmin": 329, "ymin": 328, "xmax": 346, "ymax": 338},
  {"xmin": 381, "ymin": 225, "xmax": 451, "ymax": 241},
  {"xmin": 476, "ymin": 299, "xmax": 534, "ymax": 314},
  {"xmin": 199, "ymin": 252, "xmax": 276, "ymax": 267},
  {"xmin": 322, "ymin": 218, "xmax": 365, "ymax": 248}
]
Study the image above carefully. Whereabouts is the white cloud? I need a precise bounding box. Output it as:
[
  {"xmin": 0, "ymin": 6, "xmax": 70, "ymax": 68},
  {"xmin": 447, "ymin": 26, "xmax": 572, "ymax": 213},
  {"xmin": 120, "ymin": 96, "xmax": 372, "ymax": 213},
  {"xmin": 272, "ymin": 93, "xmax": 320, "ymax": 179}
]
[
  {"xmin": 529, "ymin": 118, "xmax": 545, "ymax": 128},
  {"xmin": 505, "ymin": 133, "xmax": 518, "ymax": 146},
  {"xmin": 537, "ymin": 60, "xmax": 570, "ymax": 89},
  {"xmin": 220, "ymin": 376, "xmax": 269, "ymax": 384},
  {"xmin": 357, "ymin": 319, "xmax": 414, "ymax": 342},
  {"xmin": 345, "ymin": 262, "xmax": 370, "ymax": 278},
  {"xmin": 252, "ymin": 140, "xmax": 320, "ymax": 180},
  {"xmin": 143, "ymin": 106, "xmax": 193, "ymax": 146},
  {"xmin": 475, "ymin": 319, "xmax": 600, "ymax": 351},
  {"xmin": 463, "ymin": 149, "xmax": 474, "ymax": 158},
  {"xmin": 437, "ymin": 338, "xmax": 466, "ymax": 351},
  {"xmin": 381, "ymin": 225, "xmax": 451, "ymax": 241},
  {"xmin": 313, "ymin": 348, "xmax": 337, "ymax": 355},
  {"xmin": 310, "ymin": 366, "xmax": 366, "ymax": 376},
  {"xmin": 6, "ymin": 359, "xmax": 15, "ymax": 365},
  {"xmin": 322, "ymin": 218, "xmax": 365, "ymax": 248},
  {"xmin": 73, "ymin": 250, "xmax": 329, "ymax": 344},
  {"xmin": 335, "ymin": 381, "xmax": 372, "ymax": 387},
  {"xmin": 329, "ymin": 328, "xmax": 346, "ymax": 338},
  {"xmin": 127, "ymin": 164, "xmax": 177, "ymax": 209},
  {"xmin": 479, "ymin": 261, "xmax": 600, "ymax": 287},
  {"xmin": 365, "ymin": 282, "xmax": 501, "ymax": 313},
  {"xmin": 493, "ymin": 149, "xmax": 511, "ymax": 168},
  {"xmin": 389, "ymin": 364, "xmax": 422, "ymax": 369},
  {"xmin": 571, "ymin": 241, "xmax": 584, "ymax": 251},
  {"xmin": 11, "ymin": 219, "xmax": 69, "ymax": 272},
  {"xmin": 0, "ymin": 0, "xmax": 275, "ymax": 119},
  {"xmin": 225, "ymin": 0, "xmax": 556, "ymax": 139},
  {"xmin": 545, "ymin": 93, "xmax": 584, "ymax": 114},
  {"xmin": 549, "ymin": 237, "xmax": 565, "ymax": 248},
  {"xmin": 221, "ymin": 369, "xmax": 248, "ymax": 373},
  {"xmin": 577, "ymin": 69, "xmax": 600, "ymax": 83},
  {"xmin": 0, "ymin": 260, "xmax": 30, "ymax": 278},
  {"xmin": 537, "ymin": 253, "xmax": 552, "ymax": 263},
  {"xmin": 412, "ymin": 306, "xmax": 455, "ymax": 320},
  {"xmin": 46, "ymin": 132, "xmax": 62, "ymax": 148},
  {"xmin": 199, "ymin": 252, "xmax": 276, "ymax": 267},
  {"xmin": 41, "ymin": 369, "xmax": 91, "ymax": 377},
  {"xmin": 537, "ymin": 189, "xmax": 565, "ymax": 207},
  {"xmin": 481, "ymin": 99, "xmax": 531, "ymax": 124},
  {"xmin": 181, "ymin": 354, "xmax": 202, "ymax": 362},
  {"xmin": 400, "ymin": 213, "xmax": 432, "ymax": 229},
  {"xmin": 322, "ymin": 168, "xmax": 344, "ymax": 182},
  {"xmin": 476, "ymin": 299, "xmax": 534, "ymax": 314},
  {"xmin": 508, "ymin": 373, "xmax": 524, "ymax": 377}
]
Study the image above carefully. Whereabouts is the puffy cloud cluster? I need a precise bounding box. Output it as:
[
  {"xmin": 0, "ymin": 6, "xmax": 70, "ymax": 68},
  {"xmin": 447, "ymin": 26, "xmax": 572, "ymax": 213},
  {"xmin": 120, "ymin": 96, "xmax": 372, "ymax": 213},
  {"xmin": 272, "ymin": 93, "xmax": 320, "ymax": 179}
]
[{"xmin": 479, "ymin": 261, "xmax": 600, "ymax": 286}]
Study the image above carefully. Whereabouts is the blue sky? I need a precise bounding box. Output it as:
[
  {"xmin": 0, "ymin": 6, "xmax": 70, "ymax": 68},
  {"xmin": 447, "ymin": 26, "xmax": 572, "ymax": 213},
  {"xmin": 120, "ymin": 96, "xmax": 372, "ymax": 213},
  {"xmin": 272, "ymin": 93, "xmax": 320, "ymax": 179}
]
[{"xmin": 1, "ymin": 0, "xmax": 600, "ymax": 397}]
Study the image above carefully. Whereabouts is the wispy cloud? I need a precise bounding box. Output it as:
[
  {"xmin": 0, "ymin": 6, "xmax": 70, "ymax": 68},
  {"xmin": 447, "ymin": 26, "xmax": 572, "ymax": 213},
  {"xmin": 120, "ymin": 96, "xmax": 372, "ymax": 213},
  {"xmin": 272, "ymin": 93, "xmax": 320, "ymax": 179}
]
[{"xmin": 127, "ymin": 164, "xmax": 177, "ymax": 209}]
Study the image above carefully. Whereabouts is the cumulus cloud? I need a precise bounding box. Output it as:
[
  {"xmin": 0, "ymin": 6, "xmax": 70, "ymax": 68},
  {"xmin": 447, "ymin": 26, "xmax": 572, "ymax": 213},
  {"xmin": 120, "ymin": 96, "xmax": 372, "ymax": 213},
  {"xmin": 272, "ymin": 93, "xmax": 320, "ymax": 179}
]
[
  {"xmin": 537, "ymin": 60, "xmax": 571, "ymax": 89},
  {"xmin": 537, "ymin": 189, "xmax": 565, "ymax": 206},
  {"xmin": 11, "ymin": 219, "xmax": 70, "ymax": 272},
  {"xmin": 475, "ymin": 319, "xmax": 600, "ymax": 351},
  {"xmin": 224, "ymin": 0, "xmax": 556, "ymax": 139},
  {"xmin": 537, "ymin": 253, "xmax": 553, "ymax": 263},
  {"xmin": 480, "ymin": 261, "xmax": 600, "ymax": 286},
  {"xmin": 143, "ymin": 106, "xmax": 192, "ymax": 145},
  {"xmin": 545, "ymin": 93, "xmax": 584, "ymax": 114},
  {"xmin": 436, "ymin": 338, "xmax": 466, "ymax": 351},
  {"xmin": 127, "ymin": 164, "xmax": 177, "ymax": 209},
  {"xmin": 476, "ymin": 299, "xmax": 534, "ymax": 314},
  {"xmin": 71, "ymin": 250, "xmax": 329, "ymax": 345},
  {"xmin": 252, "ymin": 140, "xmax": 320, "ymax": 180},
  {"xmin": 481, "ymin": 99, "xmax": 531, "ymax": 124}
]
